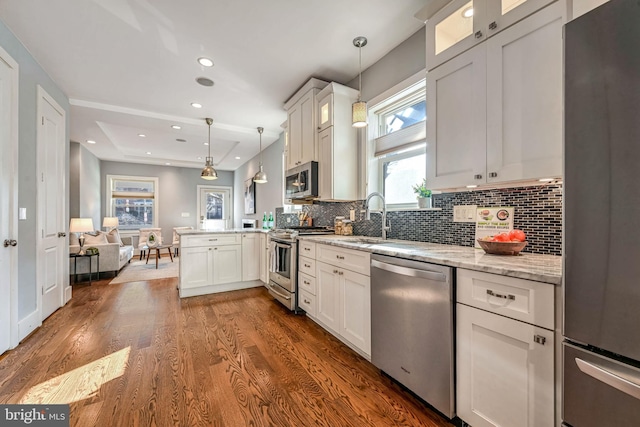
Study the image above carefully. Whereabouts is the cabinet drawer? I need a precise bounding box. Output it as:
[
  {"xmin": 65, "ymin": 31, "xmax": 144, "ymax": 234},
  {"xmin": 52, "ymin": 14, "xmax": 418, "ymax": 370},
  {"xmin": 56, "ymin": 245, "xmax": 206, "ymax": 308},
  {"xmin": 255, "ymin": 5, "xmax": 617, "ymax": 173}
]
[
  {"xmin": 181, "ymin": 233, "xmax": 241, "ymax": 248},
  {"xmin": 298, "ymin": 240, "xmax": 316, "ymax": 259},
  {"xmin": 457, "ymin": 269, "xmax": 554, "ymax": 330},
  {"xmin": 299, "ymin": 289, "xmax": 316, "ymax": 317},
  {"xmin": 299, "ymin": 256, "xmax": 316, "ymax": 276},
  {"xmin": 298, "ymin": 271, "xmax": 316, "ymax": 295},
  {"xmin": 317, "ymin": 244, "xmax": 370, "ymax": 276}
]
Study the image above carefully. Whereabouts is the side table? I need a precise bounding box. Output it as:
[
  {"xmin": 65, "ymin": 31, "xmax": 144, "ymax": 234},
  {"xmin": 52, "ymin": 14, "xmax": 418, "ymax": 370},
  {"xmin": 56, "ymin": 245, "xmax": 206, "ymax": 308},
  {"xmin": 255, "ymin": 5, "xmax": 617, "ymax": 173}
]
[{"xmin": 70, "ymin": 252, "xmax": 100, "ymax": 284}]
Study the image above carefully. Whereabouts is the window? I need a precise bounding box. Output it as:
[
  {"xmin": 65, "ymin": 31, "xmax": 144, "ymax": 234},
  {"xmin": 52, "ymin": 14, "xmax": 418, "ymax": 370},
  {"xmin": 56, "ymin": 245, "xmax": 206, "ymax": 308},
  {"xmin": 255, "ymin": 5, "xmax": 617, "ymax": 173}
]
[
  {"xmin": 197, "ymin": 185, "xmax": 232, "ymax": 230},
  {"xmin": 106, "ymin": 175, "xmax": 159, "ymax": 230},
  {"xmin": 369, "ymin": 76, "xmax": 427, "ymax": 208}
]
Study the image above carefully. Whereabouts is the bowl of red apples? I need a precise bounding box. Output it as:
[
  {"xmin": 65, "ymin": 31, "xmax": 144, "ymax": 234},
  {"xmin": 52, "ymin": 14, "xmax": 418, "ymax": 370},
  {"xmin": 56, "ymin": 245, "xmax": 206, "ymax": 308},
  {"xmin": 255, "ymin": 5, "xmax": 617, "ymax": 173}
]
[{"xmin": 477, "ymin": 229, "xmax": 527, "ymax": 255}]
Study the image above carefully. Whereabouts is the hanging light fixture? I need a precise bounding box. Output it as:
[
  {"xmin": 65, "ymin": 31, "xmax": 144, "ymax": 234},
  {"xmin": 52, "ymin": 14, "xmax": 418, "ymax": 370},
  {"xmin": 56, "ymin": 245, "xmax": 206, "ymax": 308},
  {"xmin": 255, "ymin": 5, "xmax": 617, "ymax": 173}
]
[
  {"xmin": 352, "ymin": 36, "xmax": 368, "ymax": 128},
  {"xmin": 201, "ymin": 117, "xmax": 218, "ymax": 180},
  {"xmin": 253, "ymin": 127, "xmax": 268, "ymax": 184}
]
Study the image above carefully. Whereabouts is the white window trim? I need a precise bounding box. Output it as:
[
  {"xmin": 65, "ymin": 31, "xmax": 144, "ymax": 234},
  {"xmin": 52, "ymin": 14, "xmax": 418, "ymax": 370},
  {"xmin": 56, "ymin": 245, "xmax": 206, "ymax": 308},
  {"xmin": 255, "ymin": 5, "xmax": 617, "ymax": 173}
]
[
  {"xmin": 106, "ymin": 174, "xmax": 159, "ymax": 232},
  {"xmin": 378, "ymin": 145, "xmax": 427, "ymax": 210}
]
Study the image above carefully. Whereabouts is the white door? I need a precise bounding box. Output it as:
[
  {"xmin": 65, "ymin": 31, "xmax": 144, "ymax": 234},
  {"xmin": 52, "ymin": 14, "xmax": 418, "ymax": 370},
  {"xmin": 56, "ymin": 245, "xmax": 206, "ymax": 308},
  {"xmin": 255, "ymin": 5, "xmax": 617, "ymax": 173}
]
[
  {"xmin": 38, "ymin": 86, "xmax": 67, "ymax": 321},
  {"xmin": 197, "ymin": 185, "xmax": 232, "ymax": 230},
  {"xmin": 0, "ymin": 46, "xmax": 19, "ymax": 354}
]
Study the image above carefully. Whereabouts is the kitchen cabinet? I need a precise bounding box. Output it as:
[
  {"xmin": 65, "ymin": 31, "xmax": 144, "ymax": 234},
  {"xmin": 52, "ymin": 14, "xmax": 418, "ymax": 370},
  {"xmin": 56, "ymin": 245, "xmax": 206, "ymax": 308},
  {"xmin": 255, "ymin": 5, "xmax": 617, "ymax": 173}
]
[
  {"xmin": 427, "ymin": 1, "xmax": 565, "ymax": 189},
  {"xmin": 212, "ymin": 244, "xmax": 242, "ymax": 285},
  {"xmin": 284, "ymin": 78, "xmax": 328, "ymax": 171},
  {"xmin": 570, "ymin": 0, "xmax": 608, "ymax": 20},
  {"xmin": 314, "ymin": 244, "xmax": 371, "ymax": 357},
  {"xmin": 426, "ymin": 0, "xmax": 555, "ymax": 70},
  {"xmin": 259, "ymin": 233, "xmax": 268, "ymax": 285},
  {"xmin": 316, "ymin": 83, "xmax": 359, "ymax": 200},
  {"xmin": 242, "ymin": 233, "xmax": 260, "ymax": 282},
  {"xmin": 456, "ymin": 269, "xmax": 555, "ymax": 427}
]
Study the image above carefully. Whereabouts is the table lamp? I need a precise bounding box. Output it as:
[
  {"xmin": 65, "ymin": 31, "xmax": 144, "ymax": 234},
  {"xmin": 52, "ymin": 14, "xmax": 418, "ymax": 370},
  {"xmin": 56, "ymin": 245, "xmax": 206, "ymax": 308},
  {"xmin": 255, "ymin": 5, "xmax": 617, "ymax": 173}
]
[
  {"xmin": 70, "ymin": 218, "xmax": 94, "ymax": 255},
  {"xmin": 103, "ymin": 217, "xmax": 119, "ymax": 231}
]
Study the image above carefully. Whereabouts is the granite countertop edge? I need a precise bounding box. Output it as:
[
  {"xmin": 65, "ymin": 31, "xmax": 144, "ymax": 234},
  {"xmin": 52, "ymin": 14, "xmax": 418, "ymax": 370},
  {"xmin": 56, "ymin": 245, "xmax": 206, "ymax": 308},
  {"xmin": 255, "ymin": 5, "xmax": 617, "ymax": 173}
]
[
  {"xmin": 298, "ymin": 235, "xmax": 562, "ymax": 286},
  {"xmin": 177, "ymin": 228, "xmax": 269, "ymax": 235}
]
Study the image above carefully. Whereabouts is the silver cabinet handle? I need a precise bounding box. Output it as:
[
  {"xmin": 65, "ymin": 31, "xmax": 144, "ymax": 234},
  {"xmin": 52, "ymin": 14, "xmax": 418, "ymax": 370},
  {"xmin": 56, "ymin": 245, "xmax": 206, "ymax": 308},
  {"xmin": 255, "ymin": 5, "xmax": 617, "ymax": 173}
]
[
  {"xmin": 475, "ymin": 30, "xmax": 483, "ymax": 39},
  {"xmin": 486, "ymin": 289, "xmax": 515, "ymax": 300},
  {"xmin": 474, "ymin": 174, "xmax": 483, "ymax": 180},
  {"xmin": 58, "ymin": 232, "xmax": 66, "ymax": 238},
  {"xmin": 303, "ymin": 280, "xmax": 310, "ymax": 285},
  {"xmin": 304, "ymin": 263, "xmax": 311, "ymax": 268},
  {"xmin": 304, "ymin": 298, "xmax": 311, "ymax": 304},
  {"xmin": 489, "ymin": 21, "xmax": 497, "ymax": 30},
  {"xmin": 534, "ymin": 335, "xmax": 546, "ymax": 345},
  {"xmin": 336, "ymin": 255, "xmax": 345, "ymax": 260},
  {"xmin": 576, "ymin": 358, "xmax": 640, "ymax": 401},
  {"xmin": 489, "ymin": 172, "xmax": 498, "ymax": 178},
  {"xmin": 209, "ymin": 238, "xmax": 218, "ymax": 241},
  {"xmin": 3, "ymin": 239, "xmax": 17, "ymax": 247},
  {"xmin": 304, "ymin": 247, "xmax": 311, "ymax": 251}
]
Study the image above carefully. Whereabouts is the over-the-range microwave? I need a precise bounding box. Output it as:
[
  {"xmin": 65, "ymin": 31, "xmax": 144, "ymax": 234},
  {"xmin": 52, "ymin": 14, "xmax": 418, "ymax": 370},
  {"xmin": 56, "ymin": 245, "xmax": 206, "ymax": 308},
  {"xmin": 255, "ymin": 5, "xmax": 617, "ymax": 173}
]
[{"xmin": 285, "ymin": 161, "xmax": 318, "ymax": 200}]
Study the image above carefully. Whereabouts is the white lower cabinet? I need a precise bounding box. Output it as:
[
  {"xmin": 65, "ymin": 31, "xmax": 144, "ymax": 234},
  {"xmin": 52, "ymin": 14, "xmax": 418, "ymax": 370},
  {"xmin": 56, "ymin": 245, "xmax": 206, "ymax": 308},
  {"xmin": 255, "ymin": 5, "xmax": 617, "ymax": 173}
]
[
  {"xmin": 180, "ymin": 246, "xmax": 214, "ymax": 290},
  {"xmin": 456, "ymin": 269, "xmax": 555, "ymax": 427},
  {"xmin": 314, "ymin": 243, "xmax": 371, "ymax": 358},
  {"xmin": 212, "ymin": 245, "xmax": 242, "ymax": 285},
  {"xmin": 242, "ymin": 233, "xmax": 260, "ymax": 281},
  {"xmin": 259, "ymin": 233, "xmax": 268, "ymax": 284}
]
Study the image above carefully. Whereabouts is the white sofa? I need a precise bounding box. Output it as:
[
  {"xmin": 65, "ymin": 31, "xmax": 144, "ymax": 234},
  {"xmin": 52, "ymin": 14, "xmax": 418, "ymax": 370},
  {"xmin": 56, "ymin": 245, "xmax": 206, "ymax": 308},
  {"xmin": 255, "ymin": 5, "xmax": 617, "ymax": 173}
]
[{"xmin": 69, "ymin": 233, "xmax": 134, "ymax": 277}]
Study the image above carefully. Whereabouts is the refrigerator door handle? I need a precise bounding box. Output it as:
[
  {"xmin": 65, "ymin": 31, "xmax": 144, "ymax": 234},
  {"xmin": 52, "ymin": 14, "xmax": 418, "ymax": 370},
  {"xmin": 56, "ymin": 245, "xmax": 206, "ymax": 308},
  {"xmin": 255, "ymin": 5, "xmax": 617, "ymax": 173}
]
[{"xmin": 576, "ymin": 358, "xmax": 640, "ymax": 400}]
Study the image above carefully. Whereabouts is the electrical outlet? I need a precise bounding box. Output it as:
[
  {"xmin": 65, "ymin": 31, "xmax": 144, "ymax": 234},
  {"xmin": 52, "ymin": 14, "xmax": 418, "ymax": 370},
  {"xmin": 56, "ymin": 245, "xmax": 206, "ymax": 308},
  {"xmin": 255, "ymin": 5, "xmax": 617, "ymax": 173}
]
[
  {"xmin": 181, "ymin": 212, "xmax": 190, "ymax": 217},
  {"xmin": 453, "ymin": 205, "xmax": 477, "ymax": 222}
]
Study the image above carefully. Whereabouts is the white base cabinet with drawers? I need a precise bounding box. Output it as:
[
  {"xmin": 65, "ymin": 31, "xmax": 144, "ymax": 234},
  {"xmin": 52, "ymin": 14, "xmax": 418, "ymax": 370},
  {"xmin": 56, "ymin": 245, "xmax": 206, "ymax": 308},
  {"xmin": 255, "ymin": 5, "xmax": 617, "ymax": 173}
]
[
  {"xmin": 456, "ymin": 269, "xmax": 555, "ymax": 427},
  {"xmin": 179, "ymin": 233, "xmax": 262, "ymax": 298},
  {"xmin": 299, "ymin": 242, "xmax": 371, "ymax": 358}
]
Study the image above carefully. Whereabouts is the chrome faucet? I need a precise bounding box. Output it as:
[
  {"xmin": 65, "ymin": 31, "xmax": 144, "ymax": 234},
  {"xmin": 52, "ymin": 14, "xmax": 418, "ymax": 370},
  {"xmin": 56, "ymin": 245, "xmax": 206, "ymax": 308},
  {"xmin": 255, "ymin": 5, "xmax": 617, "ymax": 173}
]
[{"xmin": 363, "ymin": 192, "xmax": 390, "ymax": 239}]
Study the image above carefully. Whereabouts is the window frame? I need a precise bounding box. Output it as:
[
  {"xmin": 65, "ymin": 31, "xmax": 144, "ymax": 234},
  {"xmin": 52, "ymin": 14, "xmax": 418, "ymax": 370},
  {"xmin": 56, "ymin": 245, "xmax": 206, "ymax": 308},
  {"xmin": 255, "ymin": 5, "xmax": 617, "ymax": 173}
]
[
  {"xmin": 106, "ymin": 174, "xmax": 159, "ymax": 231},
  {"xmin": 378, "ymin": 145, "xmax": 427, "ymax": 209}
]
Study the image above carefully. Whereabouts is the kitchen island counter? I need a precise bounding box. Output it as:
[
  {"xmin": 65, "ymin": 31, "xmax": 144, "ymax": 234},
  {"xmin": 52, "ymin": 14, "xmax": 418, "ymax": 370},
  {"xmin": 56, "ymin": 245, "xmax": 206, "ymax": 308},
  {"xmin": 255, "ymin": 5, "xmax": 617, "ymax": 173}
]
[
  {"xmin": 297, "ymin": 235, "xmax": 561, "ymax": 285},
  {"xmin": 176, "ymin": 228, "xmax": 269, "ymax": 236}
]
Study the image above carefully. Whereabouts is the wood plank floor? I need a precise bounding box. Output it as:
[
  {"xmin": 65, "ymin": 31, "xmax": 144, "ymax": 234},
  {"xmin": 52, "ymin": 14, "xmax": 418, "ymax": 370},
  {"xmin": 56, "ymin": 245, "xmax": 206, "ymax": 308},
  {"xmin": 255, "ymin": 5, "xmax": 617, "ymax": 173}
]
[{"xmin": 0, "ymin": 276, "xmax": 454, "ymax": 427}]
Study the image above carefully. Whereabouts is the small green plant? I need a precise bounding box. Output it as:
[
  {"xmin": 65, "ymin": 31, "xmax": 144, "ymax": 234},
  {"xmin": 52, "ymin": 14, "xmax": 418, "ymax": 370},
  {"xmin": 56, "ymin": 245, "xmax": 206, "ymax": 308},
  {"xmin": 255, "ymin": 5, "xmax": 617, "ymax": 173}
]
[{"xmin": 412, "ymin": 179, "xmax": 432, "ymax": 198}]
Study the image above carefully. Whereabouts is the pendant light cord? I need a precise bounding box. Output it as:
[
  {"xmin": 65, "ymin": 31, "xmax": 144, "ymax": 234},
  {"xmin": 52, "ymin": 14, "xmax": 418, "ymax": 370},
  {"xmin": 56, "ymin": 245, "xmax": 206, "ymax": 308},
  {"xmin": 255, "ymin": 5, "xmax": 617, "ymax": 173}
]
[{"xmin": 358, "ymin": 45, "xmax": 362, "ymax": 102}]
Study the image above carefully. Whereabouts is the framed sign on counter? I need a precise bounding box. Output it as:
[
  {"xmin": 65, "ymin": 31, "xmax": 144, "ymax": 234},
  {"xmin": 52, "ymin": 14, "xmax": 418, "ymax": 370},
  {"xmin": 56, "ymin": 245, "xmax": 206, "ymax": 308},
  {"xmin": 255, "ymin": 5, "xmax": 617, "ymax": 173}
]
[{"xmin": 474, "ymin": 207, "xmax": 514, "ymax": 248}]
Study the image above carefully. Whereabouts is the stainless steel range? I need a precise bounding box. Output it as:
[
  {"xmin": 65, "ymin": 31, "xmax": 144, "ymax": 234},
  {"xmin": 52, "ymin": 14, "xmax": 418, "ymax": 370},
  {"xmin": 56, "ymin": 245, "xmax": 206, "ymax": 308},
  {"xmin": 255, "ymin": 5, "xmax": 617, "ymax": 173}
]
[{"xmin": 267, "ymin": 226, "xmax": 333, "ymax": 312}]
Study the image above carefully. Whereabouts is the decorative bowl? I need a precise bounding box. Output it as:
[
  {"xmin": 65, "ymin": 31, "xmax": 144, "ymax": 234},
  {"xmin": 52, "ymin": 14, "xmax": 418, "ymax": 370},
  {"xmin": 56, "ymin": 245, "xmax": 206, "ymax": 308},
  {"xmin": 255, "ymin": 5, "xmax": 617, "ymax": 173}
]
[{"xmin": 477, "ymin": 239, "xmax": 527, "ymax": 255}]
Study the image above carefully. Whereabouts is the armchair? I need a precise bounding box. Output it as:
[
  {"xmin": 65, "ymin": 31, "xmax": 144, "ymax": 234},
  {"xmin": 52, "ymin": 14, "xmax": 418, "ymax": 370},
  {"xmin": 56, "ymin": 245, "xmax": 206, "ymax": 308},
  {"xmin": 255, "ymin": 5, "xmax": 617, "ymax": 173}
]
[{"xmin": 138, "ymin": 228, "xmax": 162, "ymax": 260}]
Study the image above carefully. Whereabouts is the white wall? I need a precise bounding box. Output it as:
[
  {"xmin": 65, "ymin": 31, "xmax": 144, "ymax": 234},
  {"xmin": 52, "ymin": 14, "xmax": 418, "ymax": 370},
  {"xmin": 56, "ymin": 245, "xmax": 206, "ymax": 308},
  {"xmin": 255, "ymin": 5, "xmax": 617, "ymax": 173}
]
[{"xmin": 70, "ymin": 142, "xmax": 101, "ymax": 228}]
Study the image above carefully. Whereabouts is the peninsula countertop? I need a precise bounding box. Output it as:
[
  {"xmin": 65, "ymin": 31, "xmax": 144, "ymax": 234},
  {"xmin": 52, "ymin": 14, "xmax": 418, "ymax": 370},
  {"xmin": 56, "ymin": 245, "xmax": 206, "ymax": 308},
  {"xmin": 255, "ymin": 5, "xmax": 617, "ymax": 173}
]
[
  {"xmin": 297, "ymin": 235, "xmax": 562, "ymax": 285},
  {"xmin": 176, "ymin": 228, "xmax": 269, "ymax": 236}
]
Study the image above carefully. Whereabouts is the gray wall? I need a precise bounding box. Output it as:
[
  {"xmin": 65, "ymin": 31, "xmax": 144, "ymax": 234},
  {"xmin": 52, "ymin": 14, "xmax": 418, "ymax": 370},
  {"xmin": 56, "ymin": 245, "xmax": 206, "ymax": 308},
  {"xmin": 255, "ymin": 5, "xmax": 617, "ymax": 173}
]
[
  {"xmin": 70, "ymin": 142, "xmax": 101, "ymax": 227},
  {"xmin": 233, "ymin": 134, "xmax": 284, "ymax": 228},
  {"xmin": 100, "ymin": 161, "xmax": 234, "ymax": 238},
  {"xmin": 1, "ymin": 19, "xmax": 70, "ymax": 320}
]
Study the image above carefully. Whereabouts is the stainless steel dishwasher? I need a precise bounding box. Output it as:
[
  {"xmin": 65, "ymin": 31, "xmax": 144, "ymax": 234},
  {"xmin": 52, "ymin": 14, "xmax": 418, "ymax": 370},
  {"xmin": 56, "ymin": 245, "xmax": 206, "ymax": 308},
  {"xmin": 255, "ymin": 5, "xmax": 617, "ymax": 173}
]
[{"xmin": 371, "ymin": 254, "xmax": 454, "ymax": 419}]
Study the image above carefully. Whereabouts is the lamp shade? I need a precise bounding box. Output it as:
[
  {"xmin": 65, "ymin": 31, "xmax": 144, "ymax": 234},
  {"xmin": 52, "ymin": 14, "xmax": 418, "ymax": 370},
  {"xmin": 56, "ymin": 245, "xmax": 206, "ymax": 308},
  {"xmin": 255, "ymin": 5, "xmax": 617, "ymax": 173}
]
[
  {"xmin": 352, "ymin": 101, "xmax": 368, "ymax": 127},
  {"xmin": 70, "ymin": 218, "xmax": 94, "ymax": 233},
  {"xmin": 102, "ymin": 217, "xmax": 119, "ymax": 228}
]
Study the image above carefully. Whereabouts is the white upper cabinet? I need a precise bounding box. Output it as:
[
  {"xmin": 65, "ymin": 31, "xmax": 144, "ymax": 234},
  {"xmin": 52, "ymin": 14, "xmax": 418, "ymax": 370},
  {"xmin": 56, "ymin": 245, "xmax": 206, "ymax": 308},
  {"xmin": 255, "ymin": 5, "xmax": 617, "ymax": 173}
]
[
  {"xmin": 427, "ymin": 1, "xmax": 566, "ymax": 189},
  {"xmin": 426, "ymin": 0, "xmax": 556, "ymax": 70}
]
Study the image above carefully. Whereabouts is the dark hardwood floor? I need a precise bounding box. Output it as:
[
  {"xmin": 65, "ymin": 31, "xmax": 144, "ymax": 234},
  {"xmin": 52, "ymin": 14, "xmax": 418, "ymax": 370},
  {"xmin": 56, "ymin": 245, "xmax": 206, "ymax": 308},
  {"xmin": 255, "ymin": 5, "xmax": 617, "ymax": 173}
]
[{"xmin": 0, "ymin": 276, "xmax": 454, "ymax": 427}]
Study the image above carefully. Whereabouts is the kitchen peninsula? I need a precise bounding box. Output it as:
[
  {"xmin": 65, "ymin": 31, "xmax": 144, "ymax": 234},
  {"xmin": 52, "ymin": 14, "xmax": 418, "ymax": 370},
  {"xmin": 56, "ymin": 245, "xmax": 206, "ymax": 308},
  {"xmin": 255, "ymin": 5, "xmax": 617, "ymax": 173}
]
[{"xmin": 177, "ymin": 228, "xmax": 268, "ymax": 298}]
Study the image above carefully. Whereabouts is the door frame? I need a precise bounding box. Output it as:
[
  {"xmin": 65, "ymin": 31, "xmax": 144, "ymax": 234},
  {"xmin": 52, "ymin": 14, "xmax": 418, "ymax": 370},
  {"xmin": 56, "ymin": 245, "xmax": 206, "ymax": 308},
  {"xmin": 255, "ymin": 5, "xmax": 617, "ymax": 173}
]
[
  {"xmin": 36, "ymin": 85, "xmax": 68, "ymax": 321},
  {"xmin": 0, "ymin": 45, "xmax": 19, "ymax": 351},
  {"xmin": 196, "ymin": 185, "xmax": 233, "ymax": 229}
]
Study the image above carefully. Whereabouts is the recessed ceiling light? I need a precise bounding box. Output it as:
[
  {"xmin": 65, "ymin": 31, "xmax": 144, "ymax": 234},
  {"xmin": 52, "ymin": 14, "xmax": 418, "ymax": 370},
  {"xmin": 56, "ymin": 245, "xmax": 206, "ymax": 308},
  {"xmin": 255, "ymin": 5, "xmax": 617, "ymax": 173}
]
[
  {"xmin": 86, "ymin": 140, "xmax": 96, "ymax": 144},
  {"xmin": 176, "ymin": 138, "xmax": 187, "ymax": 142},
  {"xmin": 146, "ymin": 151, "xmax": 152, "ymax": 155},
  {"xmin": 235, "ymin": 156, "xmax": 241, "ymax": 160},
  {"xmin": 462, "ymin": 6, "xmax": 474, "ymax": 18},
  {"xmin": 191, "ymin": 102, "xmax": 202, "ymax": 108},
  {"xmin": 138, "ymin": 133, "xmax": 146, "ymax": 137},
  {"xmin": 165, "ymin": 162, "xmax": 171, "ymax": 166},
  {"xmin": 171, "ymin": 125, "xmax": 181, "ymax": 130},
  {"xmin": 198, "ymin": 57, "xmax": 214, "ymax": 67},
  {"xmin": 196, "ymin": 77, "xmax": 215, "ymax": 87}
]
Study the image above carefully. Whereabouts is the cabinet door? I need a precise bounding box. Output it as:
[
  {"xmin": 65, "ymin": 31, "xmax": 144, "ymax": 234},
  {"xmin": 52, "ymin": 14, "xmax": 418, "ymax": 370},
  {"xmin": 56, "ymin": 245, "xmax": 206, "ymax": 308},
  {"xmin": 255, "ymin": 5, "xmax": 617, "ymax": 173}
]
[
  {"xmin": 241, "ymin": 234, "xmax": 260, "ymax": 281},
  {"xmin": 486, "ymin": 2, "xmax": 564, "ymax": 183},
  {"xmin": 286, "ymin": 102, "xmax": 301, "ymax": 170},
  {"xmin": 485, "ymin": 0, "xmax": 556, "ymax": 37},
  {"xmin": 316, "ymin": 261, "xmax": 341, "ymax": 332},
  {"xmin": 213, "ymin": 245, "xmax": 242, "ymax": 285},
  {"xmin": 259, "ymin": 234, "xmax": 267, "ymax": 284},
  {"xmin": 426, "ymin": 0, "xmax": 486, "ymax": 70},
  {"xmin": 317, "ymin": 92, "xmax": 333, "ymax": 131},
  {"xmin": 340, "ymin": 270, "xmax": 371, "ymax": 355},
  {"xmin": 457, "ymin": 303, "xmax": 554, "ymax": 427},
  {"xmin": 427, "ymin": 44, "xmax": 487, "ymax": 189},
  {"xmin": 299, "ymin": 89, "xmax": 317, "ymax": 165},
  {"xmin": 180, "ymin": 246, "xmax": 213, "ymax": 289},
  {"xmin": 317, "ymin": 127, "xmax": 333, "ymax": 200}
]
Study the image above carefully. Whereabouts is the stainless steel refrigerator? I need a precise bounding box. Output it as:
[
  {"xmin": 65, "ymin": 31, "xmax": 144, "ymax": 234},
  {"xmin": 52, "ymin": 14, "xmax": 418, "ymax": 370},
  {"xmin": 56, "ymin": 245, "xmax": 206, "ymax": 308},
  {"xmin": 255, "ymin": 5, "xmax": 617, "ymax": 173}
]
[{"xmin": 564, "ymin": 0, "xmax": 640, "ymax": 424}]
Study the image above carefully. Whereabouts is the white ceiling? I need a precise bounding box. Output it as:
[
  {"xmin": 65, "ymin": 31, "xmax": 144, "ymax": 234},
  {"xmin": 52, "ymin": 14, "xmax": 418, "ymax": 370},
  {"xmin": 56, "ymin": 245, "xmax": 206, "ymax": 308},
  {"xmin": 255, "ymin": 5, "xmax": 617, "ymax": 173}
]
[{"xmin": 0, "ymin": 0, "xmax": 427, "ymax": 171}]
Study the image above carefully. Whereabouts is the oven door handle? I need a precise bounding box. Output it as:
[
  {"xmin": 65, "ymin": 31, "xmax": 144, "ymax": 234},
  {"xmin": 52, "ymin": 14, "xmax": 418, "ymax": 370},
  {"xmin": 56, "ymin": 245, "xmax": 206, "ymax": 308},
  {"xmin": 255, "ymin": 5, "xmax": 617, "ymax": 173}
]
[
  {"xmin": 269, "ymin": 282, "xmax": 292, "ymax": 300},
  {"xmin": 575, "ymin": 358, "xmax": 640, "ymax": 400},
  {"xmin": 274, "ymin": 242, "xmax": 291, "ymax": 250}
]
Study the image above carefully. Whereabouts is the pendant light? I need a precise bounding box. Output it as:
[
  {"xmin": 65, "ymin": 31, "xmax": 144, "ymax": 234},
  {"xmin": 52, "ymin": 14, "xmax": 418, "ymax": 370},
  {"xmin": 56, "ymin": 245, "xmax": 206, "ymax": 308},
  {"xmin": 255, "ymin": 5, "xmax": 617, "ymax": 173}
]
[
  {"xmin": 201, "ymin": 117, "xmax": 218, "ymax": 180},
  {"xmin": 352, "ymin": 36, "xmax": 368, "ymax": 128},
  {"xmin": 253, "ymin": 127, "xmax": 268, "ymax": 184}
]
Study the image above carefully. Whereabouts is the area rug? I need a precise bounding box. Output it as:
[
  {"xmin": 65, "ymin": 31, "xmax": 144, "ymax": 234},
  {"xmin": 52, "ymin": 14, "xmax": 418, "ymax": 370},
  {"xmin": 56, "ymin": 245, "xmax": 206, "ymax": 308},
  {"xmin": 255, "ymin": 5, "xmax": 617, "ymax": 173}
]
[{"xmin": 109, "ymin": 257, "xmax": 179, "ymax": 284}]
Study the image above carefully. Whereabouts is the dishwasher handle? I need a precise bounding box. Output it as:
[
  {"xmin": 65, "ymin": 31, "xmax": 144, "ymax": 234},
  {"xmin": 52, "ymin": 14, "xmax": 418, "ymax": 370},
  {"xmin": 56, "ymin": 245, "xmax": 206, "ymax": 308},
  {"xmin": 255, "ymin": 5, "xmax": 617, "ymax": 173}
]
[{"xmin": 371, "ymin": 259, "xmax": 447, "ymax": 282}]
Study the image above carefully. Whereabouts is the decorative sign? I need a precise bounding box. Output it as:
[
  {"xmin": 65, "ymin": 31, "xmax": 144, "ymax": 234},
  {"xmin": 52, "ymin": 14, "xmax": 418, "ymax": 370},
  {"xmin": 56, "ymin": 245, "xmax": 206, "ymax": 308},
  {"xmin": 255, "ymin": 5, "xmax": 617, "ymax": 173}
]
[{"xmin": 474, "ymin": 207, "xmax": 514, "ymax": 248}]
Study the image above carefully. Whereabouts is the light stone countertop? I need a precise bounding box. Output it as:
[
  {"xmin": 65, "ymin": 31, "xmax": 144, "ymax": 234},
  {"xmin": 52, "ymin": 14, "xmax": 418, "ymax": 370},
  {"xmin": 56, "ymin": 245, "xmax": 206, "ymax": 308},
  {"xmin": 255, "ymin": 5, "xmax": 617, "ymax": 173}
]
[
  {"xmin": 176, "ymin": 228, "xmax": 269, "ymax": 235},
  {"xmin": 298, "ymin": 235, "xmax": 562, "ymax": 286}
]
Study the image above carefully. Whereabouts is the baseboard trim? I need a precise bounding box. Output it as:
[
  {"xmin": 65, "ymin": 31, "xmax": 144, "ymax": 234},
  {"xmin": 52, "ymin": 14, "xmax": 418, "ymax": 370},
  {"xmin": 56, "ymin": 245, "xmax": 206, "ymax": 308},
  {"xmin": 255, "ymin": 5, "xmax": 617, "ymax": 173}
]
[
  {"xmin": 18, "ymin": 310, "xmax": 41, "ymax": 342},
  {"xmin": 64, "ymin": 285, "xmax": 72, "ymax": 304}
]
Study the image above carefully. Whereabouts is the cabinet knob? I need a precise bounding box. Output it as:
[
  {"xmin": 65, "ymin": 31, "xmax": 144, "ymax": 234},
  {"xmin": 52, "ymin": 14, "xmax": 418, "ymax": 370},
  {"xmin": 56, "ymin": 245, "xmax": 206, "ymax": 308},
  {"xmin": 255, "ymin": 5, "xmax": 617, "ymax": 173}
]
[
  {"xmin": 3, "ymin": 239, "xmax": 17, "ymax": 247},
  {"xmin": 489, "ymin": 21, "xmax": 497, "ymax": 30},
  {"xmin": 474, "ymin": 174, "xmax": 483, "ymax": 180},
  {"xmin": 489, "ymin": 172, "xmax": 498, "ymax": 178},
  {"xmin": 333, "ymin": 269, "xmax": 339, "ymax": 274},
  {"xmin": 475, "ymin": 30, "xmax": 483, "ymax": 39},
  {"xmin": 304, "ymin": 299, "xmax": 311, "ymax": 304}
]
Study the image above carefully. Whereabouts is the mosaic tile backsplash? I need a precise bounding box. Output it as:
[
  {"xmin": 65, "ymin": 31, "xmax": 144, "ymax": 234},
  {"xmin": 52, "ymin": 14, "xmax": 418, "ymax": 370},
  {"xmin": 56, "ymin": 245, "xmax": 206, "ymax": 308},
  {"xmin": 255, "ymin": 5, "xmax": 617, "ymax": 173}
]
[{"xmin": 276, "ymin": 184, "xmax": 562, "ymax": 256}]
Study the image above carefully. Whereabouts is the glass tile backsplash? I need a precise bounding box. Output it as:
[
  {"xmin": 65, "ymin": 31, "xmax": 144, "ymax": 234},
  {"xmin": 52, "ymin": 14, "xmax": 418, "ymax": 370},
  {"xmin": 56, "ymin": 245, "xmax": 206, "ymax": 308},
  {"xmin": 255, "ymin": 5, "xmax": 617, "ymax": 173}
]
[{"xmin": 276, "ymin": 183, "xmax": 562, "ymax": 256}]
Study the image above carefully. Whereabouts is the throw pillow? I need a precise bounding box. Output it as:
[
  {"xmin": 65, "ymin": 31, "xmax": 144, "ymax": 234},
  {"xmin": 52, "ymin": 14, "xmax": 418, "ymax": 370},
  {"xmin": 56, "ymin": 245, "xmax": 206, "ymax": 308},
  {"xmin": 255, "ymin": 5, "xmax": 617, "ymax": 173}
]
[
  {"xmin": 104, "ymin": 229, "xmax": 124, "ymax": 246},
  {"xmin": 84, "ymin": 233, "xmax": 108, "ymax": 245}
]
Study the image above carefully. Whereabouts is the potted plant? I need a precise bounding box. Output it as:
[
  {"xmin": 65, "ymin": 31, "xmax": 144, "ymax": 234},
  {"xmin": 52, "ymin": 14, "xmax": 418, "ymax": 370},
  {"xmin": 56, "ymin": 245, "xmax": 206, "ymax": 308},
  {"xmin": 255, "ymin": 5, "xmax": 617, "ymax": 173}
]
[{"xmin": 412, "ymin": 178, "xmax": 432, "ymax": 209}]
